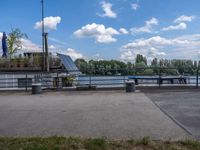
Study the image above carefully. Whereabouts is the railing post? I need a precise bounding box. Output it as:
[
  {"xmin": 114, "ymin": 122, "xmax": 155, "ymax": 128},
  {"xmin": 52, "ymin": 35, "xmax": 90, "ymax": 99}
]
[
  {"xmin": 57, "ymin": 72, "xmax": 59, "ymax": 88},
  {"xmin": 159, "ymin": 67, "xmax": 161, "ymax": 88},
  {"xmin": 25, "ymin": 73, "xmax": 28, "ymax": 92},
  {"xmin": 89, "ymin": 74, "xmax": 92, "ymax": 88},
  {"xmin": 123, "ymin": 75, "xmax": 126, "ymax": 88},
  {"xmin": 41, "ymin": 72, "xmax": 43, "ymax": 88},
  {"xmin": 196, "ymin": 68, "xmax": 199, "ymax": 88}
]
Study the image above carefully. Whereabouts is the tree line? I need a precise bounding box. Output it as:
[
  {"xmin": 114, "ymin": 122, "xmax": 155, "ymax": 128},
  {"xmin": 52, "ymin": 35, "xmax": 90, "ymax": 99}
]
[{"xmin": 75, "ymin": 54, "xmax": 200, "ymax": 76}]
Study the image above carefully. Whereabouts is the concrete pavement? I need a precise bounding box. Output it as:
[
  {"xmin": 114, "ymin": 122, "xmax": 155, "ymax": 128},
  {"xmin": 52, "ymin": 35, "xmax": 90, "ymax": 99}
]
[
  {"xmin": 0, "ymin": 91, "xmax": 190, "ymax": 140},
  {"xmin": 146, "ymin": 91, "xmax": 200, "ymax": 139}
]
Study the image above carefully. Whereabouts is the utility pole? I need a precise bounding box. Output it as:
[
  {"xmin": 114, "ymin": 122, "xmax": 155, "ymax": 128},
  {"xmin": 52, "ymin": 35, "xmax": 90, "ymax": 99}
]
[
  {"xmin": 41, "ymin": 0, "xmax": 45, "ymax": 72},
  {"xmin": 44, "ymin": 33, "xmax": 49, "ymax": 72}
]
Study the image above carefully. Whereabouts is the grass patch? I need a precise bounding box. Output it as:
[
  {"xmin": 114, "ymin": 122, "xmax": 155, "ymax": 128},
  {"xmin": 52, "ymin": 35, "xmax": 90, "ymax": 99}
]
[
  {"xmin": 85, "ymin": 138, "xmax": 107, "ymax": 150},
  {"xmin": 0, "ymin": 137, "xmax": 199, "ymax": 150},
  {"xmin": 180, "ymin": 139, "xmax": 200, "ymax": 149}
]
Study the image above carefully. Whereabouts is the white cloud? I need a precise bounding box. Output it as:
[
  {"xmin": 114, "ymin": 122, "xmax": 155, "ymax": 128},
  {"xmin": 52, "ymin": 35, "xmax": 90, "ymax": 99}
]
[
  {"xmin": 122, "ymin": 36, "xmax": 190, "ymax": 50},
  {"xmin": 120, "ymin": 36, "xmax": 169, "ymax": 61},
  {"xmin": 21, "ymin": 40, "xmax": 62, "ymax": 55},
  {"xmin": 21, "ymin": 39, "xmax": 41, "ymax": 52},
  {"xmin": 49, "ymin": 37, "xmax": 68, "ymax": 45},
  {"xmin": 148, "ymin": 47, "xmax": 166, "ymax": 58},
  {"xmin": 49, "ymin": 45, "xmax": 56, "ymax": 49},
  {"xmin": 34, "ymin": 16, "xmax": 61, "ymax": 31},
  {"xmin": 162, "ymin": 15, "xmax": 195, "ymax": 32},
  {"xmin": 120, "ymin": 50, "xmax": 136, "ymax": 62},
  {"xmin": 74, "ymin": 23, "xmax": 120, "ymax": 43},
  {"xmin": 162, "ymin": 22, "xmax": 187, "ymax": 31},
  {"xmin": 174, "ymin": 15, "xmax": 195, "ymax": 23},
  {"xmin": 130, "ymin": 17, "xmax": 159, "ymax": 34},
  {"xmin": 48, "ymin": 46, "xmax": 83, "ymax": 59},
  {"xmin": 119, "ymin": 28, "xmax": 129, "ymax": 34},
  {"xmin": 120, "ymin": 34, "xmax": 200, "ymax": 62},
  {"xmin": 131, "ymin": 3, "xmax": 140, "ymax": 10},
  {"xmin": 0, "ymin": 32, "xmax": 2, "ymax": 50},
  {"xmin": 0, "ymin": 32, "xmax": 2, "ymax": 40},
  {"xmin": 146, "ymin": 18, "xmax": 158, "ymax": 26},
  {"xmin": 99, "ymin": 1, "xmax": 117, "ymax": 18},
  {"xmin": 176, "ymin": 34, "xmax": 200, "ymax": 41},
  {"xmin": 66, "ymin": 48, "xmax": 83, "ymax": 60},
  {"xmin": 93, "ymin": 53, "xmax": 103, "ymax": 61}
]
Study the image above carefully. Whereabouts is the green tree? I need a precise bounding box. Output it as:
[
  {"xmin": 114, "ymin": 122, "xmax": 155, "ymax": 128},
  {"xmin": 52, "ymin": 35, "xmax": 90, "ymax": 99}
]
[
  {"xmin": 135, "ymin": 54, "xmax": 147, "ymax": 65},
  {"xmin": 164, "ymin": 69, "xmax": 179, "ymax": 75},
  {"xmin": 135, "ymin": 62, "xmax": 147, "ymax": 75},
  {"xmin": 127, "ymin": 62, "xmax": 134, "ymax": 75},
  {"xmin": 151, "ymin": 58, "xmax": 160, "ymax": 74},
  {"xmin": 75, "ymin": 56, "xmax": 197, "ymax": 76},
  {"xmin": 75, "ymin": 59, "xmax": 88, "ymax": 74},
  {"xmin": 143, "ymin": 68, "xmax": 154, "ymax": 75},
  {"xmin": 151, "ymin": 58, "xmax": 158, "ymax": 66},
  {"xmin": 7, "ymin": 28, "xmax": 28, "ymax": 57},
  {"xmin": 193, "ymin": 61, "xmax": 197, "ymax": 69}
]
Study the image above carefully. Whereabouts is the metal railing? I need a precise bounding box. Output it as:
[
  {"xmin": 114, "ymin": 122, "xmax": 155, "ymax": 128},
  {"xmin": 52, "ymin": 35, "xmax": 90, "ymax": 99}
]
[{"xmin": 0, "ymin": 67, "xmax": 199, "ymax": 91}]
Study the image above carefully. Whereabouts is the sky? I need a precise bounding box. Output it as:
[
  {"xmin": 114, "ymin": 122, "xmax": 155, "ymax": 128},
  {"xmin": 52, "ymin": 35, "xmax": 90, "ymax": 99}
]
[{"xmin": 1, "ymin": 0, "xmax": 200, "ymax": 62}]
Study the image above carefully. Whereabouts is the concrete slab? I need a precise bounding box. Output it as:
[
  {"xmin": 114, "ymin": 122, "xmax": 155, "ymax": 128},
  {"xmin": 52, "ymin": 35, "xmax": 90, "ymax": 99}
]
[
  {"xmin": 146, "ymin": 91, "xmax": 200, "ymax": 139},
  {"xmin": 0, "ymin": 91, "xmax": 190, "ymax": 140}
]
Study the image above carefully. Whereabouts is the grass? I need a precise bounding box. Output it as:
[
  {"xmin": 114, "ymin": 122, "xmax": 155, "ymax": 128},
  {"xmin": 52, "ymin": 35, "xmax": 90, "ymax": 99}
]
[{"xmin": 0, "ymin": 136, "xmax": 199, "ymax": 150}]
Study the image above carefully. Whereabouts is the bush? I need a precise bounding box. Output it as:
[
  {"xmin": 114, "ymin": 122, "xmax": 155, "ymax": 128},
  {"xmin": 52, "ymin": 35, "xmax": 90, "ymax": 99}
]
[
  {"xmin": 143, "ymin": 69, "xmax": 154, "ymax": 75},
  {"xmin": 62, "ymin": 76, "xmax": 75, "ymax": 87}
]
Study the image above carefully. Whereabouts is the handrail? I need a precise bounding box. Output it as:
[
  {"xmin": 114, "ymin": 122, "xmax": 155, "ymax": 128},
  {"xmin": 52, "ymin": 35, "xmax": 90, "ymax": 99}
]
[{"xmin": 0, "ymin": 68, "xmax": 199, "ymax": 90}]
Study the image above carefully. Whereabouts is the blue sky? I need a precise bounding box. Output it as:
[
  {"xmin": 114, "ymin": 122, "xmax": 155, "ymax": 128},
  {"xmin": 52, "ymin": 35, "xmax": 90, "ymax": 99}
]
[{"xmin": 1, "ymin": 0, "xmax": 200, "ymax": 61}]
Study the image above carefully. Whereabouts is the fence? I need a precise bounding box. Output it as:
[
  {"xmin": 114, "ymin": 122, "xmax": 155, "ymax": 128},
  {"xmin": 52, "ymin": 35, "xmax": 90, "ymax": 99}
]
[{"xmin": 0, "ymin": 67, "xmax": 199, "ymax": 91}]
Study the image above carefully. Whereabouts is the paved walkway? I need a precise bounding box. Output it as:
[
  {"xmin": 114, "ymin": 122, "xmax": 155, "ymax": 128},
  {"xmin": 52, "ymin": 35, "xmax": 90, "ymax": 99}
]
[
  {"xmin": 0, "ymin": 91, "xmax": 190, "ymax": 140},
  {"xmin": 146, "ymin": 91, "xmax": 200, "ymax": 139}
]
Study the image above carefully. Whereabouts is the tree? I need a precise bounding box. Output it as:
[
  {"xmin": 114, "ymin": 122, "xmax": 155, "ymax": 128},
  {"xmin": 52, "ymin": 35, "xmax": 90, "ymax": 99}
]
[
  {"xmin": 151, "ymin": 58, "xmax": 158, "ymax": 66},
  {"xmin": 7, "ymin": 28, "xmax": 28, "ymax": 57},
  {"xmin": 144, "ymin": 68, "xmax": 154, "ymax": 75},
  {"xmin": 74, "ymin": 57, "xmax": 198, "ymax": 76},
  {"xmin": 135, "ymin": 62, "xmax": 147, "ymax": 75},
  {"xmin": 127, "ymin": 62, "xmax": 134, "ymax": 75},
  {"xmin": 198, "ymin": 61, "xmax": 200, "ymax": 68},
  {"xmin": 193, "ymin": 60, "xmax": 197, "ymax": 69},
  {"xmin": 75, "ymin": 59, "xmax": 88, "ymax": 74},
  {"xmin": 135, "ymin": 54, "xmax": 147, "ymax": 65}
]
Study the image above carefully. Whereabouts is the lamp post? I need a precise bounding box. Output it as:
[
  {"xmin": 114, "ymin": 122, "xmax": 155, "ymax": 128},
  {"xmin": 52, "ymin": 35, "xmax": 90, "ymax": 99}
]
[{"xmin": 41, "ymin": 0, "xmax": 45, "ymax": 71}]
